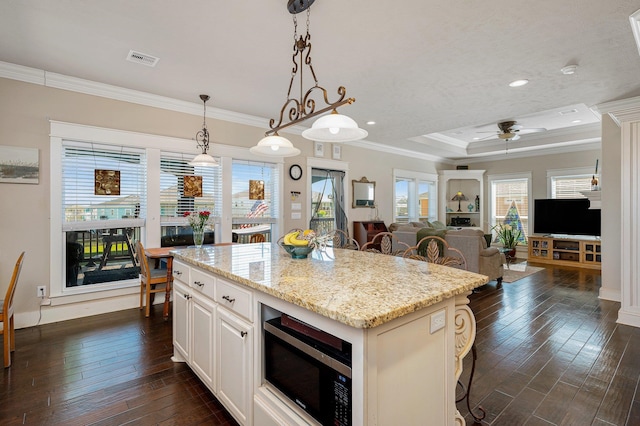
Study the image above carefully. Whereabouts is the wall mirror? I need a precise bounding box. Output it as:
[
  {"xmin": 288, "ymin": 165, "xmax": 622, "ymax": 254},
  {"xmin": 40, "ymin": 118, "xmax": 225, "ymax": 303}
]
[{"xmin": 352, "ymin": 177, "xmax": 375, "ymax": 208}]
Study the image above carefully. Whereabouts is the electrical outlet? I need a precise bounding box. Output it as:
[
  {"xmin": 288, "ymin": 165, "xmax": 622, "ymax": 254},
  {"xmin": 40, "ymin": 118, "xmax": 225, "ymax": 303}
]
[
  {"xmin": 430, "ymin": 309, "xmax": 446, "ymax": 334},
  {"xmin": 37, "ymin": 286, "xmax": 46, "ymax": 298}
]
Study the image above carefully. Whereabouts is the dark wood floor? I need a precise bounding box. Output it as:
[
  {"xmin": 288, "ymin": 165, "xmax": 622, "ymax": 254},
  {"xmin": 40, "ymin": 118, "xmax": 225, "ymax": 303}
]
[
  {"xmin": 0, "ymin": 305, "xmax": 238, "ymax": 425},
  {"xmin": 1, "ymin": 265, "xmax": 637, "ymax": 425},
  {"xmin": 459, "ymin": 265, "xmax": 640, "ymax": 426}
]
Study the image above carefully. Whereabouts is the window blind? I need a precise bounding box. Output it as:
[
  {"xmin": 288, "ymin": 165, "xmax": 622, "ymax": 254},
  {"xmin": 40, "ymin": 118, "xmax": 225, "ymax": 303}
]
[
  {"xmin": 551, "ymin": 176, "xmax": 591, "ymax": 199},
  {"xmin": 231, "ymin": 160, "xmax": 279, "ymax": 226},
  {"xmin": 61, "ymin": 141, "xmax": 146, "ymax": 231},
  {"xmin": 159, "ymin": 152, "xmax": 221, "ymax": 226}
]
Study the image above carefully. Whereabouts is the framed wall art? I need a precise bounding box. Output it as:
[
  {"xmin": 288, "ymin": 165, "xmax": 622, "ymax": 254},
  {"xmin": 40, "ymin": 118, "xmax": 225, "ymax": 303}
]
[
  {"xmin": 0, "ymin": 145, "xmax": 39, "ymax": 184},
  {"xmin": 314, "ymin": 141, "xmax": 324, "ymax": 157}
]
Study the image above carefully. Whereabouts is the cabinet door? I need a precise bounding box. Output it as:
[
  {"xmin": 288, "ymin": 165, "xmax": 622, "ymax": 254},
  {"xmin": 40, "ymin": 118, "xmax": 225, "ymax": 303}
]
[
  {"xmin": 191, "ymin": 293, "xmax": 216, "ymax": 389},
  {"xmin": 217, "ymin": 307, "xmax": 252, "ymax": 425},
  {"xmin": 173, "ymin": 281, "xmax": 191, "ymax": 360}
]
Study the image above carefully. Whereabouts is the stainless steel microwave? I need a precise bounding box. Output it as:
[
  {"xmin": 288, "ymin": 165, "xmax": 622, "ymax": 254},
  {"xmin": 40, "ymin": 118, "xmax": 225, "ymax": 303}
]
[{"xmin": 264, "ymin": 316, "xmax": 352, "ymax": 426}]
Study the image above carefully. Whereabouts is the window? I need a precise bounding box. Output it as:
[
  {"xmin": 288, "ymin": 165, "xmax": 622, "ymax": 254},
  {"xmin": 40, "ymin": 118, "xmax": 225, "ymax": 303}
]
[
  {"xmin": 231, "ymin": 160, "xmax": 280, "ymax": 243},
  {"xmin": 548, "ymin": 168, "xmax": 592, "ymax": 199},
  {"xmin": 393, "ymin": 170, "xmax": 437, "ymax": 224},
  {"xmin": 61, "ymin": 141, "xmax": 146, "ymax": 288},
  {"xmin": 488, "ymin": 174, "xmax": 530, "ymax": 243},
  {"xmin": 159, "ymin": 152, "xmax": 221, "ymax": 246}
]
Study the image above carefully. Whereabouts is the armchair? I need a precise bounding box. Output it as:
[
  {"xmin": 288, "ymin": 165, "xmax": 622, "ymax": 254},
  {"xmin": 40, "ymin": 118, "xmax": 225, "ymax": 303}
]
[{"xmin": 444, "ymin": 228, "xmax": 504, "ymax": 285}]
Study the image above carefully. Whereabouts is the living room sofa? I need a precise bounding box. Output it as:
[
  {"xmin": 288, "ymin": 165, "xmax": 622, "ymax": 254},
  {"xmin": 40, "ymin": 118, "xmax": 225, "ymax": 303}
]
[{"xmin": 388, "ymin": 221, "xmax": 504, "ymax": 284}]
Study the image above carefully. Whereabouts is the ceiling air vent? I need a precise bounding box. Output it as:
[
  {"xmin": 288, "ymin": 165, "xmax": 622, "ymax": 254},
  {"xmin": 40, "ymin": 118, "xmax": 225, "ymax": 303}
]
[
  {"xmin": 559, "ymin": 108, "xmax": 578, "ymax": 116},
  {"xmin": 126, "ymin": 50, "xmax": 159, "ymax": 67}
]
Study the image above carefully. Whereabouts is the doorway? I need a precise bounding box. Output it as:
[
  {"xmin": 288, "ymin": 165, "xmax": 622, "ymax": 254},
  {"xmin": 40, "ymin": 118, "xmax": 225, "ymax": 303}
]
[{"xmin": 310, "ymin": 168, "xmax": 348, "ymax": 236}]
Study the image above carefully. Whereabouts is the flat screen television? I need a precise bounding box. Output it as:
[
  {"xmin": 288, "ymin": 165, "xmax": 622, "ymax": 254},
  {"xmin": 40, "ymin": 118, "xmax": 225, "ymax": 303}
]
[{"xmin": 534, "ymin": 198, "xmax": 601, "ymax": 236}]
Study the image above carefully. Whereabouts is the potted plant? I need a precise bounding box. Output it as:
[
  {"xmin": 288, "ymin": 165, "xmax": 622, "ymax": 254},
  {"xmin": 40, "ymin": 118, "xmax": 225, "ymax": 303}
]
[{"xmin": 492, "ymin": 223, "xmax": 522, "ymax": 257}]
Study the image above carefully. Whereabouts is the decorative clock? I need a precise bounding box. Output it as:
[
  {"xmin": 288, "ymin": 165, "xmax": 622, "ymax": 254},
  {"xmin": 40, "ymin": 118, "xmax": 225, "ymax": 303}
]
[{"xmin": 289, "ymin": 164, "xmax": 303, "ymax": 181}]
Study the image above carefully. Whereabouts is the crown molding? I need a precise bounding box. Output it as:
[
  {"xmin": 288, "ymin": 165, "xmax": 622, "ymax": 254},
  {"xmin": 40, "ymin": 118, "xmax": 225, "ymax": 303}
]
[
  {"xmin": 1, "ymin": 60, "xmax": 601, "ymax": 165},
  {"xmin": 455, "ymin": 140, "xmax": 601, "ymax": 165},
  {"xmin": 595, "ymin": 95, "xmax": 640, "ymax": 125},
  {"xmin": 346, "ymin": 138, "xmax": 455, "ymax": 164}
]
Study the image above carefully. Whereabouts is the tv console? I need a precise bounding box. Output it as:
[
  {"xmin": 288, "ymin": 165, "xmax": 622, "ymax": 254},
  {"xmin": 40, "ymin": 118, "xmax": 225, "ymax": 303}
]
[{"xmin": 528, "ymin": 235, "xmax": 601, "ymax": 270}]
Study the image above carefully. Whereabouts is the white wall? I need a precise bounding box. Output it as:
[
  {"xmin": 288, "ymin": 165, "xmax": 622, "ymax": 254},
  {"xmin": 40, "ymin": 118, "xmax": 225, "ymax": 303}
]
[
  {"xmin": 0, "ymin": 77, "xmax": 448, "ymax": 328},
  {"xmin": 600, "ymin": 114, "xmax": 621, "ymax": 301}
]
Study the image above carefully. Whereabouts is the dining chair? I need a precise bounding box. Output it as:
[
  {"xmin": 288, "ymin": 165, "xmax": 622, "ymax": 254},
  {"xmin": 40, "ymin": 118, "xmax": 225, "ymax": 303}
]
[
  {"xmin": 136, "ymin": 241, "xmax": 170, "ymax": 317},
  {"xmin": 1, "ymin": 251, "xmax": 25, "ymax": 368},
  {"xmin": 329, "ymin": 229, "xmax": 360, "ymax": 250},
  {"xmin": 249, "ymin": 233, "xmax": 266, "ymax": 243},
  {"xmin": 360, "ymin": 232, "xmax": 409, "ymax": 256},
  {"xmin": 403, "ymin": 235, "xmax": 467, "ymax": 269}
]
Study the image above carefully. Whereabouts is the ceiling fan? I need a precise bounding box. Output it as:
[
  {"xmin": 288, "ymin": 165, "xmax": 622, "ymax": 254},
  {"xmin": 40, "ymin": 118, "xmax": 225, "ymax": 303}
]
[{"xmin": 479, "ymin": 121, "xmax": 547, "ymax": 141}]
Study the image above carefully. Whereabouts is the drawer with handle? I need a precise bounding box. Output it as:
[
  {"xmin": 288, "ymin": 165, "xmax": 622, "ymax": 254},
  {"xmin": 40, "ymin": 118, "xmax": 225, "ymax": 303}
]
[
  {"xmin": 172, "ymin": 260, "xmax": 190, "ymax": 285},
  {"xmin": 190, "ymin": 267, "xmax": 215, "ymax": 299},
  {"xmin": 216, "ymin": 278, "xmax": 252, "ymax": 322}
]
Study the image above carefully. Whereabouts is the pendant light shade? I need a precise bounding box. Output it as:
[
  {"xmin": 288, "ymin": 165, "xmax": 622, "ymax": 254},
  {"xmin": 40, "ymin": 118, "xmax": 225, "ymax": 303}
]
[
  {"xmin": 301, "ymin": 111, "xmax": 368, "ymax": 142},
  {"xmin": 189, "ymin": 153, "xmax": 219, "ymax": 167},
  {"xmin": 249, "ymin": 134, "xmax": 301, "ymax": 157}
]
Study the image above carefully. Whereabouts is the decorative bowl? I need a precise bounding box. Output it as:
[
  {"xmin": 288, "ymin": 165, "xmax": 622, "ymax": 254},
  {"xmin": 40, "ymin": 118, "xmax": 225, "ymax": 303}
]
[{"xmin": 279, "ymin": 242, "xmax": 314, "ymax": 259}]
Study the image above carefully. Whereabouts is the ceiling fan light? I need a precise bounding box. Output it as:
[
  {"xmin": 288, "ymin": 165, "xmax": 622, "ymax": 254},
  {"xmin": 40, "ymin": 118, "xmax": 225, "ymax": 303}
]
[
  {"xmin": 250, "ymin": 134, "xmax": 301, "ymax": 157},
  {"xmin": 189, "ymin": 153, "xmax": 219, "ymax": 167},
  {"xmin": 301, "ymin": 112, "xmax": 368, "ymax": 142}
]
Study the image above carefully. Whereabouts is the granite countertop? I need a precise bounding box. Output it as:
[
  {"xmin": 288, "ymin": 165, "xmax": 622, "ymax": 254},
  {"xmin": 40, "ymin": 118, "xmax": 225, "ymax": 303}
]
[{"xmin": 171, "ymin": 243, "xmax": 488, "ymax": 329}]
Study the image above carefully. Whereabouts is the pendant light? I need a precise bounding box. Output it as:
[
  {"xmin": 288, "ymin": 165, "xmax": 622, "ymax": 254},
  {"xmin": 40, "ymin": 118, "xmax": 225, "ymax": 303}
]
[
  {"xmin": 251, "ymin": 0, "xmax": 367, "ymax": 156},
  {"xmin": 189, "ymin": 94, "xmax": 219, "ymax": 167}
]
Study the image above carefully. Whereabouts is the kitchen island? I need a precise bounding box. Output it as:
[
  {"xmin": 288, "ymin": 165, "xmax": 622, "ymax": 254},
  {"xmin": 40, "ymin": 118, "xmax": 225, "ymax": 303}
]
[{"xmin": 170, "ymin": 243, "xmax": 488, "ymax": 426}]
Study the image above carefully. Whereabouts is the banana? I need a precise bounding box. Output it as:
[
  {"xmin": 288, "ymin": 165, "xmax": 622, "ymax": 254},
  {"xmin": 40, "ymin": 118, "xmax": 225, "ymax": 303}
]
[
  {"xmin": 290, "ymin": 236, "xmax": 309, "ymax": 246},
  {"xmin": 283, "ymin": 231, "xmax": 300, "ymax": 245}
]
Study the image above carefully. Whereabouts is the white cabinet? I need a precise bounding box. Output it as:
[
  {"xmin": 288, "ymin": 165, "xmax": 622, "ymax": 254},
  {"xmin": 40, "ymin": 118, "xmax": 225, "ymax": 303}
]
[
  {"xmin": 217, "ymin": 303, "xmax": 253, "ymax": 425},
  {"xmin": 172, "ymin": 280, "xmax": 190, "ymax": 361},
  {"xmin": 191, "ymin": 293, "xmax": 216, "ymax": 387},
  {"xmin": 172, "ymin": 260, "xmax": 253, "ymax": 426}
]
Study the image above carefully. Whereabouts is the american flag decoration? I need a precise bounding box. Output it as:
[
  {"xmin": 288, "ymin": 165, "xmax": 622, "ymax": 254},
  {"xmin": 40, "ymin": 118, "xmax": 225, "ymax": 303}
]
[{"xmin": 240, "ymin": 201, "xmax": 269, "ymax": 228}]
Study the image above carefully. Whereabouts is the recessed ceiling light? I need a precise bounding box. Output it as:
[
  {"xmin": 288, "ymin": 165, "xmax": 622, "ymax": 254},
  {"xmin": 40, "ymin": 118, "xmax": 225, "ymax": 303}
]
[
  {"xmin": 366, "ymin": 121, "xmax": 376, "ymax": 125},
  {"xmin": 572, "ymin": 119, "xmax": 582, "ymax": 123},
  {"xmin": 509, "ymin": 79, "xmax": 529, "ymax": 87},
  {"xmin": 473, "ymin": 137, "xmax": 481, "ymax": 140},
  {"xmin": 561, "ymin": 65, "xmax": 578, "ymax": 75}
]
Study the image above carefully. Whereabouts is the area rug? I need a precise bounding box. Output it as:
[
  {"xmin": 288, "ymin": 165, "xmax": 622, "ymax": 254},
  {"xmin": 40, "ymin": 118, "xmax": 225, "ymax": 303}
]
[{"xmin": 502, "ymin": 262, "xmax": 545, "ymax": 283}]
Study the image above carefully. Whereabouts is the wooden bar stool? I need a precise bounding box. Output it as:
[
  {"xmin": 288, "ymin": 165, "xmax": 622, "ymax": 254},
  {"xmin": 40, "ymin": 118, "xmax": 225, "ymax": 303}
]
[{"xmin": 1, "ymin": 251, "xmax": 25, "ymax": 368}]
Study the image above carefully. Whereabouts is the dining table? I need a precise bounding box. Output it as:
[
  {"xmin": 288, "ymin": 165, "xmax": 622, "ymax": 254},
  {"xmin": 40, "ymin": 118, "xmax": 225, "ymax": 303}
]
[{"xmin": 144, "ymin": 243, "xmax": 236, "ymax": 320}]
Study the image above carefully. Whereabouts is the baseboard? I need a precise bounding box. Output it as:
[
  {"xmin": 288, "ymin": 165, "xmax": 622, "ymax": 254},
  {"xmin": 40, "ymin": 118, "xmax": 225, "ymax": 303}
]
[
  {"xmin": 598, "ymin": 287, "xmax": 621, "ymax": 302},
  {"xmin": 617, "ymin": 309, "xmax": 640, "ymax": 328},
  {"xmin": 15, "ymin": 293, "xmax": 165, "ymax": 329}
]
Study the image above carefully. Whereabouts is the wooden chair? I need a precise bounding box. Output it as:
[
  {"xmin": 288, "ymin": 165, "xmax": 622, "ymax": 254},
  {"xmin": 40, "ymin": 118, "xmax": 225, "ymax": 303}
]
[
  {"xmin": 136, "ymin": 241, "xmax": 170, "ymax": 317},
  {"xmin": 329, "ymin": 229, "xmax": 360, "ymax": 250},
  {"xmin": 1, "ymin": 251, "xmax": 25, "ymax": 368},
  {"xmin": 249, "ymin": 234, "xmax": 266, "ymax": 243},
  {"xmin": 361, "ymin": 232, "xmax": 410, "ymax": 256},
  {"xmin": 403, "ymin": 236, "xmax": 467, "ymax": 269}
]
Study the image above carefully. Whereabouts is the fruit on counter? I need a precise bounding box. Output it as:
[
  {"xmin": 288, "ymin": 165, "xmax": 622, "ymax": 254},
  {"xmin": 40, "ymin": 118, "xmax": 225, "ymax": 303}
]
[{"xmin": 283, "ymin": 229, "xmax": 316, "ymax": 246}]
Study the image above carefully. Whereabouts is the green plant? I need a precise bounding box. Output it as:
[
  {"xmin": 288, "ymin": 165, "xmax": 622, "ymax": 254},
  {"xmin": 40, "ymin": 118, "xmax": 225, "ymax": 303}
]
[{"xmin": 492, "ymin": 223, "xmax": 521, "ymax": 249}]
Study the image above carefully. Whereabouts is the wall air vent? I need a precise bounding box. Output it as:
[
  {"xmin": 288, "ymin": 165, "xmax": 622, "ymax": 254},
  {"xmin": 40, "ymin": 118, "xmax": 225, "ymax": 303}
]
[{"xmin": 126, "ymin": 50, "xmax": 159, "ymax": 67}]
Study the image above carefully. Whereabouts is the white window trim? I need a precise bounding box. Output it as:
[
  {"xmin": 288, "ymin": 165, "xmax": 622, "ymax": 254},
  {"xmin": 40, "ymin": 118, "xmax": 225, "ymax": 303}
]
[
  {"xmin": 487, "ymin": 172, "xmax": 532, "ymax": 231},
  {"xmin": 392, "ymin": 169, "xmax": 438, "ymax": 223},
  {"xmin": 50, "ymin": 120, "xmax": 284, "ymax": 303},
  {"xmin": 306, "ymin": 157, "xmax": 350, "ymax": 226}
]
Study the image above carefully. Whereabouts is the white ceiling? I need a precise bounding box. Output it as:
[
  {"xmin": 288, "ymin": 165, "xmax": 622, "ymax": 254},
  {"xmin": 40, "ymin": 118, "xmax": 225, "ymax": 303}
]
[{"xmin": 2, "ymin": 1, "xmax": 640, "ymax": 161}]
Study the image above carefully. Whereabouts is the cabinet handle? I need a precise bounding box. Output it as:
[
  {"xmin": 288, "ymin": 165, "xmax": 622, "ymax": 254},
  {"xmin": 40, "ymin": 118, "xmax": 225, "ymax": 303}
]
[
  {"xmin": 240, "ymin": 331, "xmax": 247, "ymax": 338},
  {"xmin": 194, "ymin": 281, "xmax": 204, "ymax": 287},
  {"xmin": 184, "ymin": 294, "xmax": 191, "ymax": 300},
  {"xmin": 175, "ymin": 270, "xmax": 182, "ymax": 276},
  {"xmin": 222, "ymin": 295, "xmax": 235, "ymax": 303}
]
